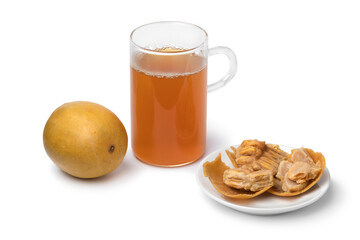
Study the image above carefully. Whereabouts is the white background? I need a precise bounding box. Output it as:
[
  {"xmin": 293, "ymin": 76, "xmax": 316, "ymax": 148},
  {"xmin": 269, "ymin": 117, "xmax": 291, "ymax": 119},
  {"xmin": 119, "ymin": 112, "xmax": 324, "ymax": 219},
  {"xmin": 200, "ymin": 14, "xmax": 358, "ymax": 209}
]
[{"xmin": 0, "ymin": 0, "xmax": 359, "ymax": 239}]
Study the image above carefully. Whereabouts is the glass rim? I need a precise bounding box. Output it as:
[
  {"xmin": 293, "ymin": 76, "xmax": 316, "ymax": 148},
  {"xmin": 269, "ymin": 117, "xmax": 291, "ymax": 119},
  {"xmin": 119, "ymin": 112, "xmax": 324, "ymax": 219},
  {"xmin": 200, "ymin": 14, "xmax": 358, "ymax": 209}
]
[{"xmin": 130, "ymin": 21, "xmax": 208, "ymax": 55}]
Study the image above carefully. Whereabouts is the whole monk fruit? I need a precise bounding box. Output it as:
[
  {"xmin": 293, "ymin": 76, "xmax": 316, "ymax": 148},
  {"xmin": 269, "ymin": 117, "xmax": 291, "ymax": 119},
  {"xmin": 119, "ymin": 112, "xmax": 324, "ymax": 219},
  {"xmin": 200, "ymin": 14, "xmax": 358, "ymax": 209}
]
[{"xmin": 43, "ymin": 101, "xmax": 128, "ymax": 178}]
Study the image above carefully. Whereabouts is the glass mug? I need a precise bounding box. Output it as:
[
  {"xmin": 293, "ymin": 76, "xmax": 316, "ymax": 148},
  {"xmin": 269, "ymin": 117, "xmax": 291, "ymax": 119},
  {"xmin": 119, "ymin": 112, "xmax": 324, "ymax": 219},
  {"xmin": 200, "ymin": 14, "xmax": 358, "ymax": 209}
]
[{"xmin": 130, "ymin": 21, "xmax": 237, "ymax": 167}]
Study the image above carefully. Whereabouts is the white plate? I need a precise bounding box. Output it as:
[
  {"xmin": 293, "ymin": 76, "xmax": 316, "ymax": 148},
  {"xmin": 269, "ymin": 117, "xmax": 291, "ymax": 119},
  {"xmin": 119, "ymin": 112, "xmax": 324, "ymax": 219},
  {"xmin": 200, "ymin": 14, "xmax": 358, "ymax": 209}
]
[{"xmin": 196, "ymin": 145, "xmax": 331, "ymax": 215}]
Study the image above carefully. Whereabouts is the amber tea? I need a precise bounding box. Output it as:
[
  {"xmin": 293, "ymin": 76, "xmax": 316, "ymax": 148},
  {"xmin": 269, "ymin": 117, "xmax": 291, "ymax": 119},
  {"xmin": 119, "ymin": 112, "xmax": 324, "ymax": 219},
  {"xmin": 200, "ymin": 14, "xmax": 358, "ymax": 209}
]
[{"xmin": 131, "ymin": 48, "xmax": 207, "ymax": 166}]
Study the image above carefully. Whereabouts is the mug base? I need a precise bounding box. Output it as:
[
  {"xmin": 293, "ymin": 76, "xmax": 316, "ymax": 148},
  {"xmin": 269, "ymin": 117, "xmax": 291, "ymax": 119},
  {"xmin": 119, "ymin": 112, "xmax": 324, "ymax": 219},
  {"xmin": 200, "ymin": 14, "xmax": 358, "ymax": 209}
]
[{"xmin": 132, "ymin": 151, "xmax": 205, "ymax": 168}]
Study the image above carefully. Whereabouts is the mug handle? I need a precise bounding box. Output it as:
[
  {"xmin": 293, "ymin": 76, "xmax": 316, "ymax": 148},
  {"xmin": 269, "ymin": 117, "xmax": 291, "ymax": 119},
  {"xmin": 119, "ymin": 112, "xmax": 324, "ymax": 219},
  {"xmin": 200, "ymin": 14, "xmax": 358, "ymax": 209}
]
[{"xmin": 207, "ymin": 46, "xmax": 237, "ymax": 92}]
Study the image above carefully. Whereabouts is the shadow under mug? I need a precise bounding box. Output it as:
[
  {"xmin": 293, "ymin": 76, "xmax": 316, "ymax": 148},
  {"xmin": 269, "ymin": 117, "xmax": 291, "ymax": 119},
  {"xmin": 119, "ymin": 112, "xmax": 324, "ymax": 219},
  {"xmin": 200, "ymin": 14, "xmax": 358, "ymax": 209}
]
[{"xmin": 130, "ymin": 21, "xmax": 237, "ymax": 167}]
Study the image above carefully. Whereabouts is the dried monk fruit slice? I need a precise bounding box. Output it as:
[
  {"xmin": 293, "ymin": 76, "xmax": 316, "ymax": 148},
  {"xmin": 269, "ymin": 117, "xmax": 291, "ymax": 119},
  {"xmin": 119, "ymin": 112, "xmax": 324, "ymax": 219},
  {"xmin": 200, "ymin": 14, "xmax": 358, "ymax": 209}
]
[
  {"xmin": 227, "ymin": 140, "xmax": 289, "ymax": 175},
  {"xmin": 268, "ymin": 148, "xmax": 326, "ymax": 196},
  {"xmin": 223, "ymin": 169, "xmax": 274, "ymax": 192},
  {"xmin": 203, "ymin": 154, "xmax": 272, "ymax": 199}
]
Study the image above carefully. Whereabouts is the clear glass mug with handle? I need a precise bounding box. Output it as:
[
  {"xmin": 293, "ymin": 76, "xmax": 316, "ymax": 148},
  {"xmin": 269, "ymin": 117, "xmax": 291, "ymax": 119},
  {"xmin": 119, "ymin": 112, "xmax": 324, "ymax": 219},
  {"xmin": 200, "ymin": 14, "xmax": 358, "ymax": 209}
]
[{"xmin": 130, "ymin": 21, "xmax": 237, "ymax": 167}]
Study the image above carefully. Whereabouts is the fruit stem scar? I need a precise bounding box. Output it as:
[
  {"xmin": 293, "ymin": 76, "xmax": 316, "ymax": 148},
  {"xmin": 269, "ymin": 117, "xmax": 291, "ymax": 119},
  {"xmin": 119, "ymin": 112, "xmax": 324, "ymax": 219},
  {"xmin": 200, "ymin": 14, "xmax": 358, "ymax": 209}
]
[{"xmin": 109, "ymin": 145, "xmax": 115, "ymax": 153}]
